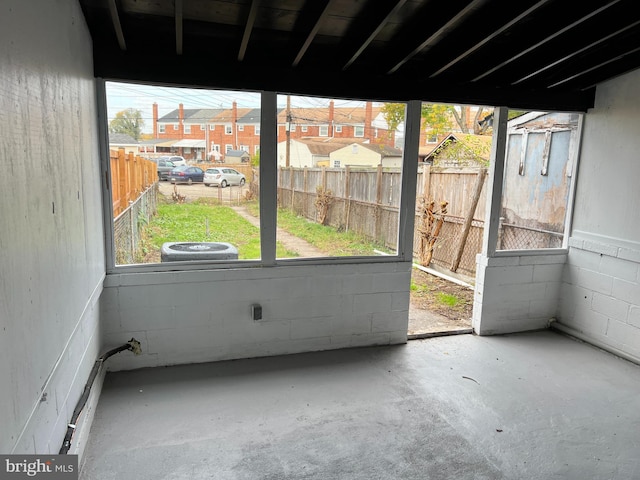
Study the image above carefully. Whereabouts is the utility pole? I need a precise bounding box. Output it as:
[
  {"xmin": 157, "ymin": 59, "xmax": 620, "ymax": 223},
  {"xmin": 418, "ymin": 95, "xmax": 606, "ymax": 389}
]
[{"xmin": 286, "ymin": 94, "xmax": 291, "ymax": 167}]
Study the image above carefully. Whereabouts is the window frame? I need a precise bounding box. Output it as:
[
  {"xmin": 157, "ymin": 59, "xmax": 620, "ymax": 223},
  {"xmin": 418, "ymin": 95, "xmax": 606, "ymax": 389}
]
[
  {"xmin": 225, "ymin": 124, "xmax": 233, "ymax": 135},
  {"xmin": 98, "ymin": 81, "xmax": 420, "ymax": 274},
  {"xmin": 354, "ymin": 125, "xmax": 365, "ymax": 137},
  {"xmin": 319, "ymin": 125, "xmax": 329, "ymax": 137}
]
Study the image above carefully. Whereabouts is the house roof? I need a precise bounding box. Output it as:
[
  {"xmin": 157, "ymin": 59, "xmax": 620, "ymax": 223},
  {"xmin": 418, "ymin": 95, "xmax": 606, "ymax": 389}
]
[
  {"xmin": 109, "ymin": 133, "xmax": 138, "ymax": 145},
  {"xmin": 78, "ymin": 0, "xmax": 640, "ymax": 112},
  {"xmin": 334, "ymin": 143, "xmax": 403, "ymax": 158},
  {"xmin": 225, "ymin": 150, "xmax": 250, "ymax": 157},
  {"xmin": 285, "ymin": 137, "xmax": 371, "ymax": 156}
]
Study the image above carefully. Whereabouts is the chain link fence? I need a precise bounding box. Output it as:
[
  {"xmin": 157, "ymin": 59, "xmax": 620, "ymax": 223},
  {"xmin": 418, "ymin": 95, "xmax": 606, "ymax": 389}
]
[
  {"xmin": 498, "ymin": 222, "xmax": 563, "ymax": 250},
  {"xmin": 114, "ymin": 184, "xmax": 158, "ymax": 264}
]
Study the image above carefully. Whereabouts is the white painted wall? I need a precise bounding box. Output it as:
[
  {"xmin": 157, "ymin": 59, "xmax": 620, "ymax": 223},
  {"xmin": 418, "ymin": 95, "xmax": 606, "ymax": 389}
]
[
  {"xmin": 0, "ymin": 0, "xmax": 105, "ymax": 456},
  {"xmin": 473, "ymin": 253, "xmax": 565, "ymax": 335},
  {"xmin": 100, "ymin": 263, "xmax": 411, "ymax": 371},
  {"xmin": 556, "ymin": 69, "xmax": 640, "ymax": 361},
  {"xmin": 277, "ymin": 140, "xmax": 314, "ymax": 167}
]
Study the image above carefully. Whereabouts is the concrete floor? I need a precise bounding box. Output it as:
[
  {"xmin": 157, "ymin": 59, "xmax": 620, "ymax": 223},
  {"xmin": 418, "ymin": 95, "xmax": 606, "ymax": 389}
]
[{"xmin": 80, "ymin": 330, "xmax": 640, "ymax": 480}]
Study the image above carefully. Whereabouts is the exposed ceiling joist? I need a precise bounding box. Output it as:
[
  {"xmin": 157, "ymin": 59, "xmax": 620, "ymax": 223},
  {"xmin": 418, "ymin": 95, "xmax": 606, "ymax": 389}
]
[
  {"xmin": 342, "ymin": 0, "xmax": 408, "ymax": 71},
  {"xmin": 238, "ymin": 0, "xmax": 260, "ymax": 62},
  {"xmin": 472, "ymin": 0, "xmax": 622, "ymax": 82},
  {"xmin": 292, "ymin": 0, "xmax": 333, "ymax": 67},
  {"xmin": 387, "ymin": 0, "xmax": 488, "ymax": 75},
  {"xmin": 175, "ymin": 0, "xmax": 183, "ymax": 55},
  {"xmin": 429, "ymin": 0, "xmax": 552, "ymax": 79},
  {"xmin": 107, "ymin": 0, "xmax": 126, "ymax": 50}
]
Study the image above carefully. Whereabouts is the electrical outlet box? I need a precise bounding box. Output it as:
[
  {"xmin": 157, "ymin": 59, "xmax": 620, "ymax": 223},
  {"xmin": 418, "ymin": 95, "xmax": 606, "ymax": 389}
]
[{"xmin": 251, "ymin": 304, "xmax": 262, "ymax": 321}]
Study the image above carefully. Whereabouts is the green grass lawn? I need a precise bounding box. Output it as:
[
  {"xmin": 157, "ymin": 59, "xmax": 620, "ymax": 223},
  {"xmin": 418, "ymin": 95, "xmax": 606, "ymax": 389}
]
[
  {"xmin": 245, "ymin": 202, "xmax": 391, "ymax": 257},
  {"xmin": 141, "ymin": 200, "xmax": 295, "ymax": 260}
]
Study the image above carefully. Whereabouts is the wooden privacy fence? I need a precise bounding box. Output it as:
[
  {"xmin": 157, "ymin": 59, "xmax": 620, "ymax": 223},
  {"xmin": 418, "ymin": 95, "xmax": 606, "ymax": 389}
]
[
  {"xmin": 110, "ymin": 148, "xmax": 157, "ymax": 217},
  {"xmin": 277, "ymin": 165, "xmax": 488, "ymax": 276}
]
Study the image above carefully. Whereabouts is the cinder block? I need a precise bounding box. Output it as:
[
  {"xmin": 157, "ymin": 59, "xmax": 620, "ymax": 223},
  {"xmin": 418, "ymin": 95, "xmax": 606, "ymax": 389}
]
[
  {"xmin": 353, "ymin": 292, "xmax": 393, "ymax": 314},
  {"xmin": 629, "ymin": 306, "xmax": 640, "ymax": 328},
  {"xmin": 592, "ymin": 293, "xmax": 630, "ymax": 322},
  {"xmin": 372, "ymin": 311, "xmax": 408, "ymax": 333},
  {"xmin": 533, "ymin": 264, "xmax": 564, "ymax": 283},
  {"xmin": 372, "ymin": 272, "xmax": 410, "ymax": 292},
  {"xmin": 600, "ymin": 256, "xmax": 639, "ymax": 282},
  {"xmin": 290, "ymin": 316, "xmax": 333, "ymax": 339},
  {"xmin": 618, "ymin": 247, "xmax": 640, "ymax": 264},
  {"xmin": 484, "ymin": 265, "xmax": 534, "ymax": 285},
  {"xmin": 567, "ymin": 248, "xmax": 601, "ymax": 271},
  {"xmin": 567, "ymin": 237, "xmax": 584, "ymax": 249},
  {"xmin": 390, "ymin": 291, "xmax": 410, "ymax": 312},
  {"xmin": 331, "ymin": 313, "xmax": 372, "ymax": 335},
  {"xmin": 607, "ymin": 320, "xmax": 640, "ymax": 347},
  {"xmin": 341, "ymin": 274, "xmax": 374, "ymax": 294},
  {"xmin": 583, "ymin": 239, "xmax": 619, "ymax": 257},
  {"xmin": 572, "ymin": 267, "xmax": 614, "ymax": 295},
  {"xmin": 519, "ymin": 253, "xmax": 567, "ymax": 265},
  {"xmin": 612, "ymin": 278, "xmax": 640, "ymax": 305}
]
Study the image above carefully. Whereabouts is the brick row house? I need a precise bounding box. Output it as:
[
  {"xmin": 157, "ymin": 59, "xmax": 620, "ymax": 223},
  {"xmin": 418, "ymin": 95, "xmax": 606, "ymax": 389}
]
[{"xmin": 149, "ymin": 100, "xmax": 396, "ymax": 163}]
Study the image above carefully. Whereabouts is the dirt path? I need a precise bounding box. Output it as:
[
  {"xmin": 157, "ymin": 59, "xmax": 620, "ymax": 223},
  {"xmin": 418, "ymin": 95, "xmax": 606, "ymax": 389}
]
[{"xmin": 231, "ymin": 206, "xmax": 326, "ymax": 257}]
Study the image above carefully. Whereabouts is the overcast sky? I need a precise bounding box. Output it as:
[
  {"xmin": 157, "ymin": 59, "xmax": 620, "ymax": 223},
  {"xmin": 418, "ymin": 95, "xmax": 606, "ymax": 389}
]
[{"xmin": 105, "ymin": 81, "xmax": 376, "ymax": 133}]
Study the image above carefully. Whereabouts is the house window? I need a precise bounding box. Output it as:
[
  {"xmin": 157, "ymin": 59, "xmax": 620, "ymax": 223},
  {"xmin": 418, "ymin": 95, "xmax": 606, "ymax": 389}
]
[
  {"xmin": 209, "ymin": 124, "xmax": 215, "ymax": 130},
  {"xmin": 333, "ymin": 160, "xmax": 341, "ymax": 168},
  {"xmin": 240, "ymin": 145, "xmax": 249, "ymax": 152},
  {"xmin": 335, "ymin": 125, "xmax": 342, "ymax": 133},
  {"xmin": 254, "ymin": 145, "xmax": 260, "ymax": 155},
  {"xmin": 159, "ymin": 124, "xmax": 165, "ymax": 133},
  {"xmin": 319, "ymin": 125, "xmax": 328, "ymax": 136},
  {"xmin": 238, "ymin": 124, "xmax": 244, "ymax": 131},
  {"xmin": 426, "ymin": 134, "xmax": 438, "ymax": 143},
  {"xmin": 184, "ymin": 124, "xmax": 191, "ymax": 134},
  {"xmin": 225, "ymin": 125, "xmax": 232, "ymax": 135},
  {"xmin": 225, "ymin": 144, "xmax": 233, "ymax": 152},
  {"xmin": 211, "ymin": 143, "xmax": 220, "ymax": 152},
  {"xmin": 301, "ymin": 125, "xmax": 308, "ymax": 132},
  {"xmin": 290, "ymin": 124, "xmax": 296, "ymax": 132},
  {"xmin": 354, "ymin": 125, "xmax": 364, "ymax": 137},
  {"xmin": 174, "ymin": 123, "xmax": 179, "ymax": 129},
  {"xmin": 255, "ymin": 125, "xmax": 260, "ymax": 135},
  {"xmin": 200, "ymin": 124, "xmax": 206, "ymax": 130}
]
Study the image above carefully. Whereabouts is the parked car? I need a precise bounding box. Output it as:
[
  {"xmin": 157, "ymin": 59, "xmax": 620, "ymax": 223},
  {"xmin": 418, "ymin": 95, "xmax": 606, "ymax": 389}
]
[
  {"xmin": 154, "ymin": 158, "xmax": 176, "ymax": 181},
  {"xmin": 203, "ymin": 167, "xmax": 246, "ymax": 188},
  {"xmin": 167, "ymin": 155, "xmax": 187, "ymax": 167},
  {"xmin": 169, "ymin": 165, "xmax": 205, "ymax": 184}
]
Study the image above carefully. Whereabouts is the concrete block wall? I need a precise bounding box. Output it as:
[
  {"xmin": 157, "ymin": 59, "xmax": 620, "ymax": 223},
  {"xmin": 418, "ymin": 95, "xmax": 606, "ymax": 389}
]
[
  {"xmin": 100, "ymin": 262, "xmax": 412, "ymax": 371},
  {"xmin": 557, "ymin": 236, "xmax": 640, "ymax": 360},
  {"xmin": 473, "ymin": 253, "xmax": 566, "ymax": 335}
]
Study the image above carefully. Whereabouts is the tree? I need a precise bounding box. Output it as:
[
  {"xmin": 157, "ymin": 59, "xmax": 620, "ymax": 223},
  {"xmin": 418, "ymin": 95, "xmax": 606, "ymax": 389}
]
[
  {"xmin": 109, "ymin": 108, "xmax": 144, "ymax": 141},
  {"xmin": 381, "ymin": 103, "xmax": 493, "ymax": 137}
]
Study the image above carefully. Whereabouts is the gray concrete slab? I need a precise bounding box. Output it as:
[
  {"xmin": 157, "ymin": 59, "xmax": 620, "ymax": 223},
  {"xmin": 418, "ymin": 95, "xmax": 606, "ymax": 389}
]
[{"xmin": 80, "ymin": 330, "xmax": 640, "ymax": 479}]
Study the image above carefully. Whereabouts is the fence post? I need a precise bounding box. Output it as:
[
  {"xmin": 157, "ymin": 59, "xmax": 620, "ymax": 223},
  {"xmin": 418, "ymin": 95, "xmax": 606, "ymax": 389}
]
[
  {"xmin": 422, "ymin": 164, "xmax": 431, "ymax": 201},
  {"xmin": 302, "ymin": 167, "xmax": 308, "ymax": 218},
  {"xmin": 290, "ymin": 166, "xmax": 295, "ymax": 211},
  {"xmin": 375, "ymin": 164, "xmax": 383, "ymax": 241},
  {"xmin": 118, "ymin": 148, "xmax": 127, "ymax": 208},
  {"xmin": 344, "ymin": 166, "xmax": 350, "ymax": 232},
  {"xmin": 450, "ymin": 167, "xmax": 486, "ymax": 272}
]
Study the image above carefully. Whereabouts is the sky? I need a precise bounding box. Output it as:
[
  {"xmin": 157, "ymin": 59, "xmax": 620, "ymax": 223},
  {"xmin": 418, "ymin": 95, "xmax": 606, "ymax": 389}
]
[{"xmin": 105, "ymin": 81, "xmax": 376, "ymax": 134}]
